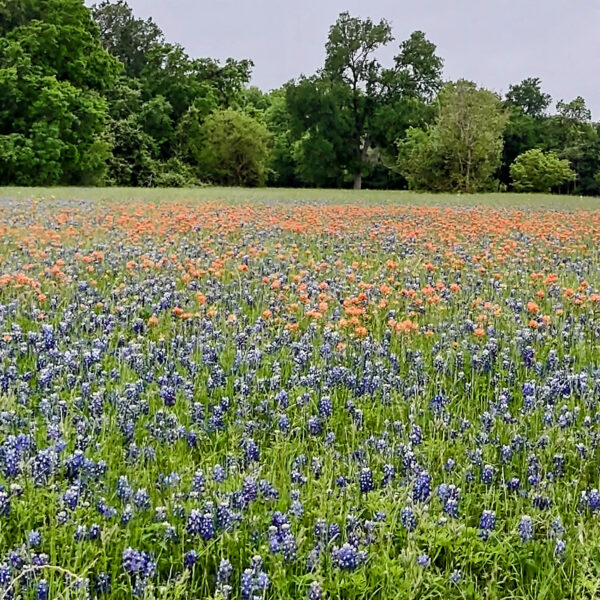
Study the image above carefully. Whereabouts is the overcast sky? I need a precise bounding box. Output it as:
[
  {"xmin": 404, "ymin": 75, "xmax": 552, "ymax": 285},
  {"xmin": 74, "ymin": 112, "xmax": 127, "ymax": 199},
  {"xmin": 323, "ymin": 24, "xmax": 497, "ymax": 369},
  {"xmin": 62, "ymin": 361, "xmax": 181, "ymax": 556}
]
[{"xmin": 119, "ymin": 0, "xmax": 600, "ymax": 117}]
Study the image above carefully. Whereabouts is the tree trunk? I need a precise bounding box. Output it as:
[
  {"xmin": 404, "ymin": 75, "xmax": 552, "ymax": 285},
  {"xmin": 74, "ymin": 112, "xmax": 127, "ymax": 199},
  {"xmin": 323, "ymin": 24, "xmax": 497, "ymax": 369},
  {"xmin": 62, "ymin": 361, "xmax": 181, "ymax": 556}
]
[
  {"xmin": 353, "ymin": 171, "xmax": 362, "ymax": 190},
  {"xmin": 465, "ymin": 145, "xmax": 472, "ymax": 193}
]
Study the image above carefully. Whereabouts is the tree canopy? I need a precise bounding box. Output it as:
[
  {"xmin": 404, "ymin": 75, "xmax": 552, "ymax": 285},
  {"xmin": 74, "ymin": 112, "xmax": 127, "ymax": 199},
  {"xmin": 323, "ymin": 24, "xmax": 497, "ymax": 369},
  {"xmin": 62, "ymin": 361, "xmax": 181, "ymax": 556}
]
[
  {"xmin": 399, "ymin": 81, "xmax": 508, "ymax": 192},
  {"xmin": 1, "ymin": 1, "xmax": 599, "ymax": 194},
  {"xmin": 195, "ymin": 109, "xmax": 271, "ymax": 186},
  {"xmin": 286, "ymin": 13, "xmax": 443, "ymax": 189}
]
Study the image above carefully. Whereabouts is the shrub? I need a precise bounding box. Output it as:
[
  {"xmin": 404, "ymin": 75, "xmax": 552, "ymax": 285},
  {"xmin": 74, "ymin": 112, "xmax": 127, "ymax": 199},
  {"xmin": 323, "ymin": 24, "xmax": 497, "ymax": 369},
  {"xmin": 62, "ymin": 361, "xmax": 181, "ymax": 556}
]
[
  {"xmin": 196, "ymin": 109, "xmax": 271, "ymax": 186},
  {"xmin": 510, "ymin": 149, "xmax": 575, "ymax": 193}
]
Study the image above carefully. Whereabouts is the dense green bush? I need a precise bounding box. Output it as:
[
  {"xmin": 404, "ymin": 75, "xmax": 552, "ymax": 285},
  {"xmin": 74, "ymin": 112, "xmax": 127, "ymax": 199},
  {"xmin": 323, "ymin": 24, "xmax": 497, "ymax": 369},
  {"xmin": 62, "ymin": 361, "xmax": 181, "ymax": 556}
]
[
  {"xmin": 510, "ymin": 149, "xmax": 575, "ymax": 192},
  {"xmin": 196, "ymin": 109, "xmax": 272, "ymax": 186}
]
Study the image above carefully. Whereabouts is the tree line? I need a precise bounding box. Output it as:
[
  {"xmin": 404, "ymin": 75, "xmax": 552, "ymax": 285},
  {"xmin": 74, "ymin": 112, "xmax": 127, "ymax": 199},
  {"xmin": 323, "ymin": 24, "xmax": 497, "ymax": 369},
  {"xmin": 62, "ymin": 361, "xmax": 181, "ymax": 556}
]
[{"xmin": 1, "ymin": 0, "xmax": 598, "ymax": 193}]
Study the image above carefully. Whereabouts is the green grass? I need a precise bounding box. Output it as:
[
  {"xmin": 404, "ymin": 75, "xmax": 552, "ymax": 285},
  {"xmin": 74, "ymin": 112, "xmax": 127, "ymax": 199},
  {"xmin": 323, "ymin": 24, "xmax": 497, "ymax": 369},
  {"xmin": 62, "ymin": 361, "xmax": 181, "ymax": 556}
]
[{"xmin": 1, "ymin": 186, "xmax": 600, "ymax": 209}]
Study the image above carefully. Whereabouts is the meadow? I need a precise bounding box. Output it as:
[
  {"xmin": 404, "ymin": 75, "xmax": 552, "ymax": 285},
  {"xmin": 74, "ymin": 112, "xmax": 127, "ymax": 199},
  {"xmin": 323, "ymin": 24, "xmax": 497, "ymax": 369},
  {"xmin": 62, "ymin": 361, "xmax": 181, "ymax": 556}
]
[{"xmin": 1, "ymin": 188, "xmax": 600, "ymax": 600}]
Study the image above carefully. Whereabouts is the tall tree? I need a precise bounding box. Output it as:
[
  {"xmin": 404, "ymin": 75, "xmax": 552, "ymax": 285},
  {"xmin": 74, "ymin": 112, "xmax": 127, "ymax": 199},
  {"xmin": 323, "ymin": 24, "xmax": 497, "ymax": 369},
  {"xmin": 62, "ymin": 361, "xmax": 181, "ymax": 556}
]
[
  {"xmin": 286, "ymin": 76, "xmax": 354, "ymax": 187},
  {"xmin": 505, "ymin": 77, "xmax": 552, "ymax": 118},
  {"xmin": 323, "ymin": 12, "xmax": 393, "ymax": 189},
  {"xmin": 91, "ymin": 0, "xmax": 164, "ymax": 78},
  {"xmin": 287, "ymin": 12, "xmax": 443, "ymax": 189},
  {"xmin": 500, "ymin": 79, "xmax": 553, "ymax": 186},
  {"xmin": 0, "ymin": 0, "xmax": 120, "ymax": 185},
  {"xmin": 389, "ymin": 30, "xmax": 445, "ymax": 102},
  {"xmin": 91, "ymin": 0, "xmax": 253, "ymax": 186},
  {"xmin": 434, "ymin": 81, "xmax": 508, "ymax": 192},
  {"xmin": 263, "ymin": 88, "xmax": 299, "ymax": 187},
  {"xmin": 554, "ymin": 96, "xmax": 599, "ymax": 194},
  {"xmin": 399, "ymin": 80, "xmax": 508, "ymax": 192}
]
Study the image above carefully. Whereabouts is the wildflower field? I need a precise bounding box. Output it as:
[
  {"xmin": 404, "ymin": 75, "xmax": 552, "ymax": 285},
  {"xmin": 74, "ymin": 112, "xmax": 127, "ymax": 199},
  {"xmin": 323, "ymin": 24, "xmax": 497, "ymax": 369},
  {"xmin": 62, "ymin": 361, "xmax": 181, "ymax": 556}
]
[{"xmin": 3, "ymin": 188, "xmax": 600, "ymax": 600}]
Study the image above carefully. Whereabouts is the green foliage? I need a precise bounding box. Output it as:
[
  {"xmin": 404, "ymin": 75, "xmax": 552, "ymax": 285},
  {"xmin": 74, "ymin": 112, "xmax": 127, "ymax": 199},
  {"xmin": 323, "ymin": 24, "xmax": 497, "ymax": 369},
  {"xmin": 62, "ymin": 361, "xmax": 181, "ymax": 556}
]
[
  {"xmin": 175, "ymin": 105, "xmax": 206, "ymax": 169},
  {"xmin": 286, "ymin": 77, "xmax": 354, "ymax": 187},
  {"xmin": 104, "ymin": 113, "xmax": 158, "ymax": 186},
  {"xmin": 510, "ymin": 149, "xmax": 575, "ymax": 192},
  {"xmin": 90, "ymin": 0, "xmax": 253, "ymax": 187},
  {"xmin": 390, "ymin": 30, "xmax": 444, "ymax": 103},
  {"xmin": 196, "ymin": 109, "xmax": 272, "ymax": 186},
  {"xmin": 91, "ymin": 0, "xmax": 164, "ymax": 78},
  {"xmin": 506, "ymin": 77, "xmax": 551, "ymax": 118},
  {"xmin": 138, "ymin": 95, "xmax": 174, "ymax": 160},
  {"xmin": 152, "ymin": 158, "xmax": 199, "ymax": 187},
  {"xmin": 399, "ymin": 81, "xmax": 508, "ymax": 193},
  {"xmin": 264, "ymin": 90, "xmax": 299, "ymax": 187},
  {"xmin": 0, "ymin": 1, "xmax": 599, "ymax": 194},
  {"xmin": 139, "ymin": 45, "xmax": 247, "ymax": 120},
  {"xmin": 285, "ymin": 12, "xmax": 443, "ymax": 190},
  {"xmin": 397, "ymin": 127, "xmax": 447, "ymax": 192},
  {"xmin": 553, "ymin": 97, "xmax": 600, "ymax": 194},
  {"xmin": 0, "ymin": 0, "xmax": 120, "ymax": 185}
]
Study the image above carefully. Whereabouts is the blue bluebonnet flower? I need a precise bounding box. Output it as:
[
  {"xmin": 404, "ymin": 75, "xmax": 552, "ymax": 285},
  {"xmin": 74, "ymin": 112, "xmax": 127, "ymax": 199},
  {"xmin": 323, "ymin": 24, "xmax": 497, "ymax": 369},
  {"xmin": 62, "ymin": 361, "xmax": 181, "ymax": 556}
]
[
  {"xmin": 318, "ymin": 396, "xmax": 333, "ymax": 419},
  {"xmin": 444, "ymin": 458, "xmax": 455, "ymax": 473},
  {"xmin": 289, "ymin": 489, "xmax": 304, "ymax": 518},
  {"xmin": 244, "ymin": 438, "xmax": 260, "ymax": 463},
  {"xmin": 36, "ymin": 579, "xmax": 49, "ymax": 600},
  {"xmin": 481, "ymin": 464, "xmax": 495, "ymax": 485},
  {"xmin": 0, "ymin": 563, "xmax": 11, "ymax": 588},
  {"xmin": 95, "ymin": 572, "xmax": 111, "ymax": 595},
  {"xmin": 192, "ymin": 470, "xmax": 205, "ymax": 494},
  {"xmin": 331, "ymin": 543, "xmax": 367, "ymax": 570},
  {"xmin": 478, "ymin": 510, "xmax": 496, "ymax": 540},
  {"xmin": 413, "ymin": 471, "xmax": 431, "ymax": 502},
  {"xmin": 242, "ymin": 478, "xmax": 258, "ymax": 505},
  {"xmin": 217, "ymin": 558, "xmax": 232, "ymax": 583},
  {"xmin": 518, "ymin": 515, "xmax": 534, "ymax": 542},
  {"xmin": 506, "ymin": 477, "xmax": 520, "ymax": 493},
  {"xmin": 450, "ymin": 569, "xmax": 462, "ymax": 585},
  {"xmin": 213, "ymin": 464, "xmax": 227, "ymax": 483},
  {"xmin": 31, "ymin": 448, "xmax": 56, "ymax": 485},
  {"xmin": 308, "ymin": 581, "xmax": 322, "ymax": 600},
  {"xmin": 28, "ymin": 530, "xmax": 42, "ymax": 547},
  {"xmin": 417, "ymin": 554, "xmax": 431, "ymax": 568},
  {"xmin": 382, "ymin": 464, "xmax": 395, "ymax": 486},
  {"xmin": 549, "ymin": 517, "xmax": 564, "ymax": 539},
  {"xmin": 307, "ymin": 416, "xmax": 322, "ymax": 436},
  {"xmin": 187, "ymin": 509, "xmax": 215, "ymax": 540},
  {"xmin": 121, "ymin": 504, "xmax": 133, "ymax": 525},
  {"xmin": 122, "ymin": 547, "xmax": 156, "ymax": 578},
  {"xmin": 133, "ymin": 488, "xmax": 150, "ymax": 511},
  {"xmin": 75, "ymin": 525, "xmax": 87, "ymax": 542},
  {"xmin": 0, "ymin": 491, "xmax": 11, "ymax": 517},
  {"xmin": 240, "ymin": 556, "xmax": 269, "ymax": 600},
  {"xmin": 410, "ymin": 424, "xmax": 423, "ymax": 446},
  {"xmin": 217, "ymin": 501, "xmax": 238, "ymax": 531},
  {"xmin": 269, "ymin": 521, "xmax": 297, "ymax": 562},
  {"xmin": 532, "ymin": 494, "xmax": 552, "ymax": 511},
  {"xmin": 97, "ymin": 498, "xmax": 117, "ymax": 519},
  {"xmin": 117, "ymin": 476, "xmax": 132, "ymax": 501},
  {"xmin": 429, "ymin": 393, "xmax": 448, "ymax": 414},
  {"xmin": 401, "ymin": 507, "xmax": 417, "ymax": 532},
  {"xmin": 359, "ymin": 468, "xmax": 374, "ymax": 493},
  {"xmin": 585, "ymin": 489, "xmax": 600, "ymax": 511},
  {"xmin": 184, "ymin": 550, "xmax": 198, "ymax": 568},
  {"xmin": 438, "ymin": 484, "xmax": 460, "ymax": 518}
]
